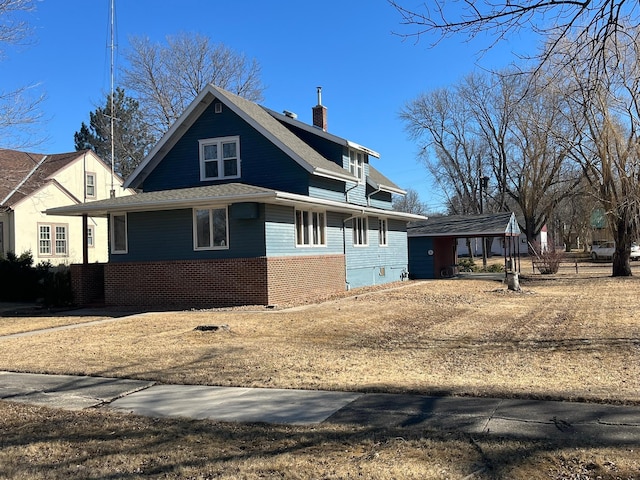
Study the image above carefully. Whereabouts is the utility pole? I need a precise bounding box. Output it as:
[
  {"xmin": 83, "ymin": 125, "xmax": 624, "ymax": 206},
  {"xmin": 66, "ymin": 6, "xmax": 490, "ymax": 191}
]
[{"xmin": 480, "ymin": 175, "xmax": 489, "ymax": 269}]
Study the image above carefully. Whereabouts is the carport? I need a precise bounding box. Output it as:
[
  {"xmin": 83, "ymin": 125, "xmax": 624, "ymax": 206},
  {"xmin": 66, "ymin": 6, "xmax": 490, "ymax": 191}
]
[{"xmin": 407, "ymin": 212, "xmax": 522, "ymax": 279}]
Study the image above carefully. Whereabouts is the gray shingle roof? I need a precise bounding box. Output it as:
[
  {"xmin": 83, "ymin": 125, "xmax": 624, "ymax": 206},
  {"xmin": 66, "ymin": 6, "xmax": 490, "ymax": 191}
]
[
  {"xmin": 408, "ymin": 212, "xmax": 521, "ymax": 237},
  {"xmin": 125, "ymin": 85, "xmax": 358, "ymax": 189},
  {"xmin": 46, "ymin": 183, "xmax": 277, "ymax": 216}
]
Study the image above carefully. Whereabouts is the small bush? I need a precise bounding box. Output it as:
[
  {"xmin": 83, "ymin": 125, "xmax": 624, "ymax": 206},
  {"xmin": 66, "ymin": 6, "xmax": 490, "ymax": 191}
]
[
  {"xmin": 532, "ymin": 241, "xmax": 564, "ymax": 274},
  {"xmin": 457, "ymin": 258, "xmax": 477, "ymax": 272},
  {"xmin": 0, "ymin": 252, "xmax": 72, "ymax": 305},
  {"xmin": 486, "ymin": 263, "xmax": 505, "ymax": 273},
  {"xmin": 0, "ymin": 251, "xmax": 38, "ymax": 301},
  {"xmin": 37, "ymin": 262, "xmax": 73, "ymax": 307}
]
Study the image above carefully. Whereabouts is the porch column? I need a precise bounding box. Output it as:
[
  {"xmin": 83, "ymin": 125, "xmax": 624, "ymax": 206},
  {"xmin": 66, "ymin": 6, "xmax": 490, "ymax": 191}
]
[{"xmin": 82, "ymin": 214, "xmax": 88, "ymax": 265}]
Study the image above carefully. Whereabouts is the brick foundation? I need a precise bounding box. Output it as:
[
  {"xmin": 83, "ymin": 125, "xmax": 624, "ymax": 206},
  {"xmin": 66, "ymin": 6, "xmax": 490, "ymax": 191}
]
[
  {"xmin": 98, "ymin": 255, "xmax": 345, "ymax": 308},
  {"xmin": 266, "ymin": 255, "xmax": 345, "ymax": 305}
]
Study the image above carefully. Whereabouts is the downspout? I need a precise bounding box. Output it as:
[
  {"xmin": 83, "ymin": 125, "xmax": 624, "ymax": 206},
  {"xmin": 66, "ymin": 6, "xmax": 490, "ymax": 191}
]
[
  {"xmin": 366, "ymin": 187, "xmax": 382, "ymax": 207},
  {"xmin": 345, "ymin": 182, "xmax": 359, "ymax": 203}
]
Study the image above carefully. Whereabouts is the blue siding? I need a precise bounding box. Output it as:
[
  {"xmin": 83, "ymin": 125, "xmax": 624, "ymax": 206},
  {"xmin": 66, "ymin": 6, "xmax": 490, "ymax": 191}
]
[
  {"xmin": 264, "ymin": 204, "xmax": 343, "ymax": 257},
  {"xmin": 141, "ymin": 102, "xmax": 310, "ymax": 195},
  {"xmin": 366, "ymin": 188, "xmax": 393, "ymax": 210},
  {"xmin": 408, "ymin": 236, "xmax": 435, "ymax": 279},
  {"xmin": 308, "ymin": 176, "xmax": 346, "ymax": 203},
  {"xmin": 109, "ymin": 205, "xmax": 266, "ymax": 262},
  {"xmin": 345, "ymin": 217, "xmax": 408, "ymax": 289}
]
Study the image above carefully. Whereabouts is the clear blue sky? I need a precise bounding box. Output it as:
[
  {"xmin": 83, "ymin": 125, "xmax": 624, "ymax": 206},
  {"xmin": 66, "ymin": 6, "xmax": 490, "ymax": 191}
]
[{"xmin": 2, "ymin": 0, "xmax": 533, "ymax": 211}]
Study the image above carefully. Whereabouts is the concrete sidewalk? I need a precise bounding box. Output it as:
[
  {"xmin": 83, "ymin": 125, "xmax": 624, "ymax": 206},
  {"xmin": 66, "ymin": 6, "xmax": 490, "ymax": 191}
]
[{"xmin": 2, "ymin": 371, "xmax": 640, "ymax": 442}]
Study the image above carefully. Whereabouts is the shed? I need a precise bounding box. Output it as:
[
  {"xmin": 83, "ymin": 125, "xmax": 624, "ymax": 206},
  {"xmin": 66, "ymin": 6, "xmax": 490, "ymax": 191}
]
[{"xmin": 407, "ymin": 212, "xmax": 521, "ymax": 279}]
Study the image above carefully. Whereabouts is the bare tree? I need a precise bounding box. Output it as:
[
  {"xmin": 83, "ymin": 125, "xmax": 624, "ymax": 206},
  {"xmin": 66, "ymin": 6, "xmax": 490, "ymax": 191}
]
[
  {"xmin": 392, "ymin": 188, "xmax": 428, "ymax": 215},
  {"xmin": 550, "ymin": 182, "xmax": 596, "ymax": 252},
  {"xmin": 0, "ymin": 0, "xmax": 44, "ymax": 149},
  {"xmin": 400, "ymin": 84, "xmax": 487, "ymax": 216},
  {"xmin": 389, "ymin": 0, "xmax": 639, "ymax": 73},
  {"xmin": 402, "ymin": 70, "xmax": 581, "ymax": 243},
  {"xmin": 559, "ymin": 29, "xmax": 640, "ymax": 276},
  {"xmin": 500, "ymin": 72, "xmax": 582, "ymax": 243},
  {"xmin": 122, "ymin": 33, "xmax": 265, "ymax": 139}
]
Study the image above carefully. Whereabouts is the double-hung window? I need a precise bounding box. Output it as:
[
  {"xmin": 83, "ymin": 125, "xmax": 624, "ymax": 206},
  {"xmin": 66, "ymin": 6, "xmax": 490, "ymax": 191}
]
[
  {"xmin": 86, "ymin": 172, "xmax": 96, "ymax": 198},
  {"xmin": 353, "ymin": 217, "xmax": 368, "ymax": 246},
  {"xmin": 38, "ymin": 223, "xmax": 68, "ymax": 257},
  {"xmin": 194, "ymin": 207, "xmax": 228, "ymax": 250},
  {"xmin": 349, "ymin": 149, "xmax": 365, "ymax": 183},
  {"xmin": 378, "ymin": 218, "xmax": 388, "ymax": 246},
  {"xmin": 111, "ymin": 213, "xmax": 128, "ymax": 254},
  {"xmin": 199, "ymin": 136, "xmax": 240, "ymax": 181},
  {"xmin": 295, "ymin": 209, "xmax": 326, "ymax": 246}
]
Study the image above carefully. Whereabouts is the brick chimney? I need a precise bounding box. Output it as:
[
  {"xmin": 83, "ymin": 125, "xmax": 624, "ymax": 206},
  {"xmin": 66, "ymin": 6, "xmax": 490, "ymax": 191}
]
[{"xmin": 312, "ymin": 86, "xmax": 327, "ymax": 131}]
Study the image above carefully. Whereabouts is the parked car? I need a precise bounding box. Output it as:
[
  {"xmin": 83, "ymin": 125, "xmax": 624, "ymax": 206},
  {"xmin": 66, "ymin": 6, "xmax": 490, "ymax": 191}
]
[{"xmin": 591, "ymin": 241, "xmax": 640, "ymax": 261}]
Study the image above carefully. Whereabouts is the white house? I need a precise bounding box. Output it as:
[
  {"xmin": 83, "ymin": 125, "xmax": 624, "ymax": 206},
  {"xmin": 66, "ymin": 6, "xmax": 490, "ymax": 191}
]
[{"xmin": 0, "ymin": 148, "xmax": 132, "ymax": 264}]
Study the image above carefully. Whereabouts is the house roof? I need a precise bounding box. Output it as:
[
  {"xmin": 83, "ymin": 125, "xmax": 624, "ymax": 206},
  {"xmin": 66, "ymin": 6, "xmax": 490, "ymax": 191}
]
[
  {"xmin": 124, "ymin": 84, "xmax": 405, "ymax": 194},
  {"xmin": 408, "ymin": 212, "xmax": 521, "ymax": 238},
  {"xmin": 0, "ymin": 149, "xmax": 95, "ymax": 207},
  {"xmin": 125, "ymin": 84, "xmax": 366, "ymax": 189},
  {"xmin": 46, "ymin": 182, "xmax": 425, "ymax": 221},
  {"xmin": 265, "ymin": 108, "xmax": 381, "ymax": 159}
]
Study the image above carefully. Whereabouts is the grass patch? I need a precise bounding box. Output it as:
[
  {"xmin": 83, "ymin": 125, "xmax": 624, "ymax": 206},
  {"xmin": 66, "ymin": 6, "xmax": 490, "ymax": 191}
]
[
  {"xmin": 1, "ymin": 277, "xmax": 639, "ymax": 404},
  {"xmin": 2, "ymin": 274, "xmax": 640, "ymax": 478},
  {"xmin": 1, "ymin": 402, "xmax": 639, "ymax": 479}
]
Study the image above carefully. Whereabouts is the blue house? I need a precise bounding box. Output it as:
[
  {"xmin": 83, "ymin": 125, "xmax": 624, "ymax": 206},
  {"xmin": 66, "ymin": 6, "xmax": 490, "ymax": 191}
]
[{"xmin": 48, "ymin": 85, "xmax": 424, "ymax": 307}]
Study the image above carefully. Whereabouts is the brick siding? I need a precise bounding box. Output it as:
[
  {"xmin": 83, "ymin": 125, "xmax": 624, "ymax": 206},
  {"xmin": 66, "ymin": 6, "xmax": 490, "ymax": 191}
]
[
  {"xmin": 94, "ymin": 255, "xmax": 346, "ymax": 308},
  {"xmin": 266, "ymin": 255, "xmax": 345, "ymax": 305},
  {"xmin": 70, "ymin": 263, "xmax": 105, "ymax": 305}
]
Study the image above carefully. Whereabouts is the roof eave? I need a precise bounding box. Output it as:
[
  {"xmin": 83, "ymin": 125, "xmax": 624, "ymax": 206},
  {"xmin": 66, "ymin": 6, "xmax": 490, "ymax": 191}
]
[{"xmin": 45, "ymin": 190, "xmax": 279, "ymax": 217}]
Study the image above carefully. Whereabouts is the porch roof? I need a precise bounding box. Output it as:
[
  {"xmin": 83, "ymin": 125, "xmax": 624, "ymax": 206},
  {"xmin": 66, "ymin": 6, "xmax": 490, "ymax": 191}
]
[{"xmin": 408, "ymin": 212, "xmax": 521, "ymax": 238}]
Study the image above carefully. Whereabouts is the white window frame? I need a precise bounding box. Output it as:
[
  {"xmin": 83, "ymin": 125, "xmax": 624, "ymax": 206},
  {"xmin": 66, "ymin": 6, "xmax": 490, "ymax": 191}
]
[
  {"xmin": 199, "ymin": 136, "xmax": 241, "ymax": 181},
  {"xmin": 39, "ymin": 224, "xmax": 51, "ymax": 256},
  {"xmin": 295, "ymin": 209, "xmax": 327, "ymax": 247},
  {"xmin": 349, "ymin": 149, "xmax": 366, "ymax": 183},
  {"xmin": 87, "ymin": 225, "xmax": 95, "ymax": 248},
  {"xmin": 378, "ymin": 218, "xmax": 388, "ymax": 246},
  {"xmin": 111, "ymin": 213, "xmax": 128, "ymax": 254},
  {"xmin": 86, "ymin": 172, "xmax": 96, "ymax": 198},
  {"xmin": 38, "ymin": 223, "xmax": 68, "ymax": 257},
  {"xmin": 353, "ymin": 216, "xmax": 368, "ymax": 246},
  {"xmin": 193, "ymin": 206, "xmax": 229, "ymax": 251}
]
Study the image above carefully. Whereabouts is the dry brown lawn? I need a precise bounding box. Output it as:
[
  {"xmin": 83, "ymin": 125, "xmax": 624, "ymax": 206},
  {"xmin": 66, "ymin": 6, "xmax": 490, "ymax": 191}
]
[
  {"xmin": 1, "ymin": 271, "xmax": 640, "ymax": 478},
  {"xmin": 1, "ymin": 274, "xmax": 639, "ymax": 404},
  {"xmin": 1, "ymin": 401, "xmax": 639, "ymax": 480}
]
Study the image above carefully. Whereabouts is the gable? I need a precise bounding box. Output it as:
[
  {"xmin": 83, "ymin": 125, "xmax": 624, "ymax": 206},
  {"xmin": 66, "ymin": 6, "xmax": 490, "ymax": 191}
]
[
  {"xmin": 139, "ymin": 101, "xmax": 313, "ymax": 195},
  {"xmin": 0, "ymin": 149, "xmax": 86, "ymax": 207},
  {"xmin": 126, "ymin": 85, "xmax": 358, "ymax": 190}
]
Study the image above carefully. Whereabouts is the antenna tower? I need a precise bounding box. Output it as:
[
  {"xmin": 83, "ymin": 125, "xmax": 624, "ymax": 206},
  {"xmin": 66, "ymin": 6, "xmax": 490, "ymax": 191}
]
[{"xmin": 109, "ymin": 0, "xmax": 116, "ymax": 198}]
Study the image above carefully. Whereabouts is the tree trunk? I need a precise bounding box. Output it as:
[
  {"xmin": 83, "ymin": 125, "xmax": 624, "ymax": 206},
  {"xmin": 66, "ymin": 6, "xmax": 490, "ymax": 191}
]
[{"xmin": 612, "ymin": 218, "xmax": 632, "ymax": 277}]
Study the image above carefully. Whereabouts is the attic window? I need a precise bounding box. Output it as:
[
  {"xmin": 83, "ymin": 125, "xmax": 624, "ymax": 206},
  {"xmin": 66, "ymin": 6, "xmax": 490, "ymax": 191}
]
[
  {"xmin": 214, "ymin": 103, "xmax": 223, "ymax": 113},
  {"xmin": 349, "ymin": 149, "xmax": 366, "ymax": 183},
  {"xmin": 199, "ymin": 136, "xmax": 241, "ymax": 181}
]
